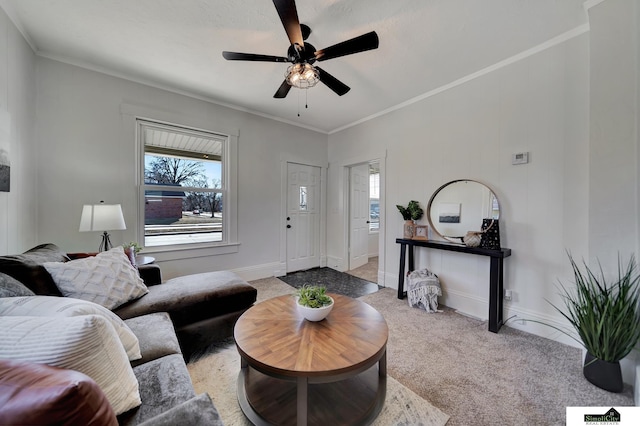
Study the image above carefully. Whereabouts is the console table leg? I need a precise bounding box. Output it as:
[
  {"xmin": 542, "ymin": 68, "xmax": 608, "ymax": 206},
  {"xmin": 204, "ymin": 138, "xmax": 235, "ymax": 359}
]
[
  {"xmin": 488, "ymin": 257, "xmax": 504, "ymax": 333},
  {"xmin": 397, "ymin": 243, "xmax": 407, "ymax": 299},
  {"xmin": 297, "ymin": 376, "xmax": 308, "ymax": 426}
]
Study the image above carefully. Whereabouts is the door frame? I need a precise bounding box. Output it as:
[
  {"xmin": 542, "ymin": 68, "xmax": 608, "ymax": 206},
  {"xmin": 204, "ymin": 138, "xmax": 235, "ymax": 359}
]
[
  {"xmin": 278, "ymin": 154, "xmax": 328, "ymax": 276},
  {"xmin": 339, "ymin": 150, "xmax": 387, "ymax": 286}
]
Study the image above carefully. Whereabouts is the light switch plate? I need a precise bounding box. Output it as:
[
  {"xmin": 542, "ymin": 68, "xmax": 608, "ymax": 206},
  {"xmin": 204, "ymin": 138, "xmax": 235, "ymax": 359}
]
[{"xmin": 512, "ymin": 152, "xmax": 529, "ymax": 165}]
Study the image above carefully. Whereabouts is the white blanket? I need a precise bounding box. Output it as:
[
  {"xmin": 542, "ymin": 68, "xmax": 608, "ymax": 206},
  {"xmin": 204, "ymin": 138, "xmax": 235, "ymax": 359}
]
[{"xmin": 406, "ymin": 269, "xmax": 442, "ymax": 313}]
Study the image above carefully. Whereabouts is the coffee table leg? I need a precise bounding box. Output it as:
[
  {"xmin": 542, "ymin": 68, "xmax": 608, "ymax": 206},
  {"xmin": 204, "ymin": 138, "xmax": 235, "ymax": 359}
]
[{"xmin": 297, "ymin": 376, "xmax": 308, "ymax": 426}]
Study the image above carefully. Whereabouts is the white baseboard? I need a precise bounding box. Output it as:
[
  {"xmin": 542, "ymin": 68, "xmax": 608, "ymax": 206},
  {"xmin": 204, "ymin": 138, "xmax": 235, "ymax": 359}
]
[
  {"xmin": 384, "ymin": 270, "xmax": 583, "ymax": 349},
  {"xmin": 383, "ymin": 272, "xmax": 398, "ymax": 289},
  {"xmin": 231, "ymin": 262, "xmax": 284, "ymax": 282},
  {"xmin": 635, "ymin": 365, "xmax": 640, "ymax": 405},
  {"xmin": 326, "ymin": 256, "xmax": 346, "ymax": 271}
]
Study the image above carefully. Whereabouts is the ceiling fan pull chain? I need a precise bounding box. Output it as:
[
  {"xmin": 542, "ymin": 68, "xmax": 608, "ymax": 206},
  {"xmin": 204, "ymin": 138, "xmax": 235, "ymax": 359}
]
[
  {"xmin": 305, "ymin": 88, "xmax": 309, "ymax": 109},
  {"xmin": 297, "ymin": 89, "xmax": 301, "ymax": 117}
]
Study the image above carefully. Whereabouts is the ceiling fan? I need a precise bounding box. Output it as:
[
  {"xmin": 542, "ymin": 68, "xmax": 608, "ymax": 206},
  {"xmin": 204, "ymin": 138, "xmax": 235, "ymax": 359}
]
[{"xmin": 222, "ymin": 0, "xmax": 379, "ymax": 99}]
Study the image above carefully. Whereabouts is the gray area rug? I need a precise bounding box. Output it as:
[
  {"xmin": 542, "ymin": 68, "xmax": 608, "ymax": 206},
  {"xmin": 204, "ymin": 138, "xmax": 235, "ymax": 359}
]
[
  {"xmin": 188, "ymin": 340, "xmax": 449, "ymax": 426},
  {"xmin": 188, "ymin": 277, "xmax": 449, "ymax": 426},
  {"xmin": 189, "ymin": 276, "xmax": 634, "ymax": 425}
]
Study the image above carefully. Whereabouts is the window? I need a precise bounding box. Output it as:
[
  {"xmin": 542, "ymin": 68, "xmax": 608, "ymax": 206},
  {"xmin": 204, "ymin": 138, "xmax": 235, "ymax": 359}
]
[
  {"xmin": 369, "ymin": 162, "xmax": 380, "ymax": 232},
  {"xmin": 139, "ymin": 120, "xmax": 229, "ymax": 248}
]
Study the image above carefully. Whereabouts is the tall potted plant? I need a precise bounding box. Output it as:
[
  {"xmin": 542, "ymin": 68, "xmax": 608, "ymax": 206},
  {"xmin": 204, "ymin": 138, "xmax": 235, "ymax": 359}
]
[
  {"xmin": 397, "ymin": 200, "xmax": 423, "ymax": 238},
  {"xmin": 541, "ymin": 253, "xmax": 640, "ymax": 392}
]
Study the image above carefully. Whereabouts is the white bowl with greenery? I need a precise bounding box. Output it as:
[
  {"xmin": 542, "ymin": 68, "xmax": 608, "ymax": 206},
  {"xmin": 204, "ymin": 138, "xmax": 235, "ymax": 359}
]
[{"xmin": 295, "ymin": 285, "xmax": 334, "ymax": 322}]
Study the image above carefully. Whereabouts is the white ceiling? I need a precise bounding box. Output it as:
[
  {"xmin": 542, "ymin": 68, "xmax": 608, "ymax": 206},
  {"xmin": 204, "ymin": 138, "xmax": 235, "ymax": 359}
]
[{"xmin": 1, "ymin": 0, "xmax": 588, "ymax": 133}]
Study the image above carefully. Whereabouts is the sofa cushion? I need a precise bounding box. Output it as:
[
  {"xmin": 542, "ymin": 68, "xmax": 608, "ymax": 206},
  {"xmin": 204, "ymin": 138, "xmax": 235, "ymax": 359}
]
[
  {"xmin": 137, "ymin": 393, "xmax": 224, "ymax": 426},
  {"xmin": 124, "ymin": 313, "xmax": 182, "ymax": 367},
  {"xmin": 0, "ymin": 296, "xmax": 141, "ymax": 361},
  {"xmin": 0, "ymin": 359, "xmax": 117, "ymax": 426},
  {"xmin": 114, "ymin": 271, "xmax": 257, "ymax": 326},
  {"xmin": 0, "ymin": 272, "xmax": 35, "ymax": 297},
  {"xmin": 0, "ymin": 315, "xmax": 141, "ymax": 415},
  {"xmin": 43, "ymin": 246, "xmax": 148, "ymax": 310},
  {"xmin": 118, "ymin": 354, "xmax": 196, "ymax": 426},
  {"xmin": 0, "ymin": 243, "xmax": 68, "ymax": 295}
]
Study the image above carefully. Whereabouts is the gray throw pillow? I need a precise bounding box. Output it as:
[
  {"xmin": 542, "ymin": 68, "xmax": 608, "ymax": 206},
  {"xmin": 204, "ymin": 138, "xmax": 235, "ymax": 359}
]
[{"xmin": 0, "ymin": 273, "xmax": 35, "ymax": 297}]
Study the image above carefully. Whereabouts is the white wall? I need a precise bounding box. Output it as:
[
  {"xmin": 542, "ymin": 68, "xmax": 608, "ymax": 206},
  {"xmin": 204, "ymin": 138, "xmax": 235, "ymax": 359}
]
[
  {"xmin": 34, "ymin": 58, "xmax": 327, "ymax": 280},
  {"xmin": 587, "ymin": 0, "xmax": 640, "ymax": 392},
  {"xmin": 328, "ymin": 0, "xmax": 640, "ymax": 388},
  {"xmin": 0, "ymin": 8, "xmax": 37, "ymax": 254},
  {"xmin": 588, "ymin": 0, "xmax": 639, "ymax": 268},
  {"xmin": 328, "ymin": 32, "xmax": 591, "ymax": 338}
]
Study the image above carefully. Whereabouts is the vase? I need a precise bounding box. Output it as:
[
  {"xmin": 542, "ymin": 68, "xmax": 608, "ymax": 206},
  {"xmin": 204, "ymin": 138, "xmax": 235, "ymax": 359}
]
[
  {"xmin": 583, "ymin": 352, "xmax": 623, "ymax": 393},
  {"xmin": 403, "ymin": 220, "xmax": 415, "ymax": 239},
  {"xmin": 463, "ymin": 231, "xmax": 482, "ymax": 247},
  {"xmin": 296, "ymin": 297, "xmax": 334, "ymax": 322}
]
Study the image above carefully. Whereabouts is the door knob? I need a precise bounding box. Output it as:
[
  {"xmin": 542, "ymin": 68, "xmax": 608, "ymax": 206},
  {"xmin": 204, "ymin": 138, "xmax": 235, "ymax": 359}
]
[
  {"xmin": 287, "ymin": 224, "xmax": 291, "ymax": 229},
  {"xmin": 287, "ymin": 217, "xmax": 290, "ymax": 221}
]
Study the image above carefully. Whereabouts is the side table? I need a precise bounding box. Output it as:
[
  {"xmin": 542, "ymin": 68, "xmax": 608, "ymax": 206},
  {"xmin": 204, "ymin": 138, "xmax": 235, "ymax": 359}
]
[{"xmin": 135, "ymin": 255, "xmax": 155, "ymax": 266}]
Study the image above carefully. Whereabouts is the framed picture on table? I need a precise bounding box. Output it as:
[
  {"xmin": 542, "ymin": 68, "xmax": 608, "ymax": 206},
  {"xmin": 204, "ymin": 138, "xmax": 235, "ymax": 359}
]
[{"xmin": 413, "ymin": 225, "xmax": 429, "ymax": 240}]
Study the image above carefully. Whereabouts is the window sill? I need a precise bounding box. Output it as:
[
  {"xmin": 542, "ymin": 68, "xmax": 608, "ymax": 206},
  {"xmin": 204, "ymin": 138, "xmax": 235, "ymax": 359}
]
[{"xmin": 141, "ymin": 242, "xmax": 240, "ymax": 262}]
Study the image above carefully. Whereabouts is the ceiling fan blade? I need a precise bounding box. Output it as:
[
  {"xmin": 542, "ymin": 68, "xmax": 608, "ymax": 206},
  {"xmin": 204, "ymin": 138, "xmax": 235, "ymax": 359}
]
[
  {"xmin": 316, "ymin": 67, "xmax": 350, "ymax": 96},
  {"xmin": 272, "ymin": 0, "xmax": 304, "ymax": 48},
  {"xmin": 274, "ymin": 80, "xmax": 292, "ymax": 98},
  {"xmin": 315, "ymin": 31, "xmax": 379, "ymax": 62},
  {"xmin": 222, "ymin": 51, "xmax": 289, "ymax": 62}
]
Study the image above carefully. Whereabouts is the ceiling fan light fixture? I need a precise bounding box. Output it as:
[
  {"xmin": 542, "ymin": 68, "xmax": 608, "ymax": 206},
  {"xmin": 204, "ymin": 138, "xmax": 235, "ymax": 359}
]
[{"xmin": 286, "ymin": 63, "xmax": 319, "ymax": 89}]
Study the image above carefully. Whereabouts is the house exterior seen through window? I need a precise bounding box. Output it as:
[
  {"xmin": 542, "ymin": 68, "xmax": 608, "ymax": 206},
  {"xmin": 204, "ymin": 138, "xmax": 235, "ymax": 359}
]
[{"xmin": 139, "ymin": 120, "xmax": 228, "ymax": 247}]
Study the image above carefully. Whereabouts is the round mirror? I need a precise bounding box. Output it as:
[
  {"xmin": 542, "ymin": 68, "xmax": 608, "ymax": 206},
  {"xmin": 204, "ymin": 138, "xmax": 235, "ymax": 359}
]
[{"xmin": 426, "ymin": 179, "xmax": 500, "ymax": 243}]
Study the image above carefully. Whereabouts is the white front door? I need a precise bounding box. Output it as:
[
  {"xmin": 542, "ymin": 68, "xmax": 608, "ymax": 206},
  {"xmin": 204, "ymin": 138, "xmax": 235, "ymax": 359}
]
[
  {"xmin": 349, "ymin": 163, "xmax": 369, "ymax": 270},
  {"xmin": 286, "ymin": 163, "xmax": 320, "ymax": 273}
]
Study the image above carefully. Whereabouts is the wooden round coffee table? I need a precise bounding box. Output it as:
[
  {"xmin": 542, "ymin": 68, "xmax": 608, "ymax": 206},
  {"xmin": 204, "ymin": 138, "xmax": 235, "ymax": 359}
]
[{"xmin": 234, "ymin": 293, "xmax": 388, "ymax": 426}]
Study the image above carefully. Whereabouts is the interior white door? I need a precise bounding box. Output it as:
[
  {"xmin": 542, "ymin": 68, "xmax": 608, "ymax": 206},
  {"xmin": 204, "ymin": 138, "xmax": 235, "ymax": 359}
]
[
  {"xmin": 286, "ymin": 163, "xmax": 320, "ymax": 273},
  {"xmin": 349, "ymin": 163, "xmax": 369, "ymax": 270}
]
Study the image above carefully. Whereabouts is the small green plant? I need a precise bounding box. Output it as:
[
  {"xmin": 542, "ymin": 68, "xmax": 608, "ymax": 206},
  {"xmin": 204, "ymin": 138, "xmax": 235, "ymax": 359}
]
[
  {"xmin": 295, "ymin": 285, "xmax": 333, "ymax": 308},
  {"xmin": 396, "ymin": 200, "xmax": 423, "ymax": 221},
  {"xmin": 122, "ymin": 242, "xmax": 143, "ymax": 255}
]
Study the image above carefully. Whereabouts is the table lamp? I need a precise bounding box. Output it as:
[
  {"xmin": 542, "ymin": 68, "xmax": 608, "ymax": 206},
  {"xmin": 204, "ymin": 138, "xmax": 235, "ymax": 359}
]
[{"xmin": 79, "ymin": 201, "xmax": 126, "ymax": 251}]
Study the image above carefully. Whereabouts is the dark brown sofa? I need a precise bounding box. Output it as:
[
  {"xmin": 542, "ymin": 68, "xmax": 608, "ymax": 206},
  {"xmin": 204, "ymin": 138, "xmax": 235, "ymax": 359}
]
[
  {"xmin": 0, "ymin": 243, "xmax": 257, "ymax": 359},
  {"xmin": 0, "ymin": 243, "xmax": 258, "ymax": 425}
]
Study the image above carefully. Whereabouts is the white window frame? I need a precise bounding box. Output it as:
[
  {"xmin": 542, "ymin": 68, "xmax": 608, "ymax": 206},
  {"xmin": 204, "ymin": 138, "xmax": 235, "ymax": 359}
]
[{"xmin": 134, "ymin": 116, "xmax": 238, "ymax": 258}]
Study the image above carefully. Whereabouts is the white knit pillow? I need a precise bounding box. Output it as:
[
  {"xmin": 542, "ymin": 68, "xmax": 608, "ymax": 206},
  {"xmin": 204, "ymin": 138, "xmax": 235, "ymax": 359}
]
[
  {"xmin": 0, "ymin": 296, "xmax": 141, "ymax": 361},
  {"xmin": 0, "ymin": 315, "xmax": 141, "ymax": 415},
  {"xmin": 43, "ymin": 246, "xmax": 148, "ymax": 310}
]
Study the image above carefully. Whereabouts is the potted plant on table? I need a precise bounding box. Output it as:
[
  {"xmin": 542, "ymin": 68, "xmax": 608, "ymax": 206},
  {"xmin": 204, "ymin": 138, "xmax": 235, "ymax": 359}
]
[
  {"xmin": 538, "ymin": 253, "xmax": 640, "ymax": 393},
  {"xmin": 396, "ymin": 200, "xmax": 423, "ymax": 238},
  {"xmin": 295, "ymin": 285, "xmax": 334, "ymax": 322}
]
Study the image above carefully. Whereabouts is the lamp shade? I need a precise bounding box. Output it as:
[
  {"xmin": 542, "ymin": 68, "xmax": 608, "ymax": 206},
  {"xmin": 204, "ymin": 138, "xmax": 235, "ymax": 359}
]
[{"xmin": 79, "ymin": 203, "xmax": 126, "ymax": 232}]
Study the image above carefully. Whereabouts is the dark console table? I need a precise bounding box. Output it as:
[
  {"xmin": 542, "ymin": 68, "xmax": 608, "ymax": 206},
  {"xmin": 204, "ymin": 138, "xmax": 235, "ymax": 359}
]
[{"xmin": 395, "ymin": 238, "xmax": 511, "ymax": 333}]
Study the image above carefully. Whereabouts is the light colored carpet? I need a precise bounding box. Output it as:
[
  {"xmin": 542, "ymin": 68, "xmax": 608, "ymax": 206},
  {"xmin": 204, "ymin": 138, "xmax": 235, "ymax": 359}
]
[
  {"xmin": 358, "ymin": 289, "xmax": 634, "ymax": 426},
  {"xmin": 189, "ymin": 276, "xmax": 634, "ymax": 425},
  {"xmin": 346, "ymin": 256, "xmax": 379, "ymax": 283},
  {"xmin": 188, "ymin": 277, "xmax": 448, "ymax": 425}
]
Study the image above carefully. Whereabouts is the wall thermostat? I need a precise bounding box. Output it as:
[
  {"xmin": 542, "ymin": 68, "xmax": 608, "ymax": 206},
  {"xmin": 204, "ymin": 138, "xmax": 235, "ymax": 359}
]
[{"xmin": 512, "ymin": 152, "xmax": 529, "ymax": 165}]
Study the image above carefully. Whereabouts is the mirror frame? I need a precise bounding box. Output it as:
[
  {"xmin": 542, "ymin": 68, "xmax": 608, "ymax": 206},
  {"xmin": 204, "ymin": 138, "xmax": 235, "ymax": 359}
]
[{"xmin": 426, "ymin": 179, "xmax": 500, "ymax": 243}]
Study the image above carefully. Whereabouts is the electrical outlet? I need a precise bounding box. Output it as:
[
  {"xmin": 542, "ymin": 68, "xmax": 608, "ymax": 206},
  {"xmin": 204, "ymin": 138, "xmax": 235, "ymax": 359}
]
[{"xmin": 504, "ymin": 289, "xmax": 512, "ymax": 301}]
